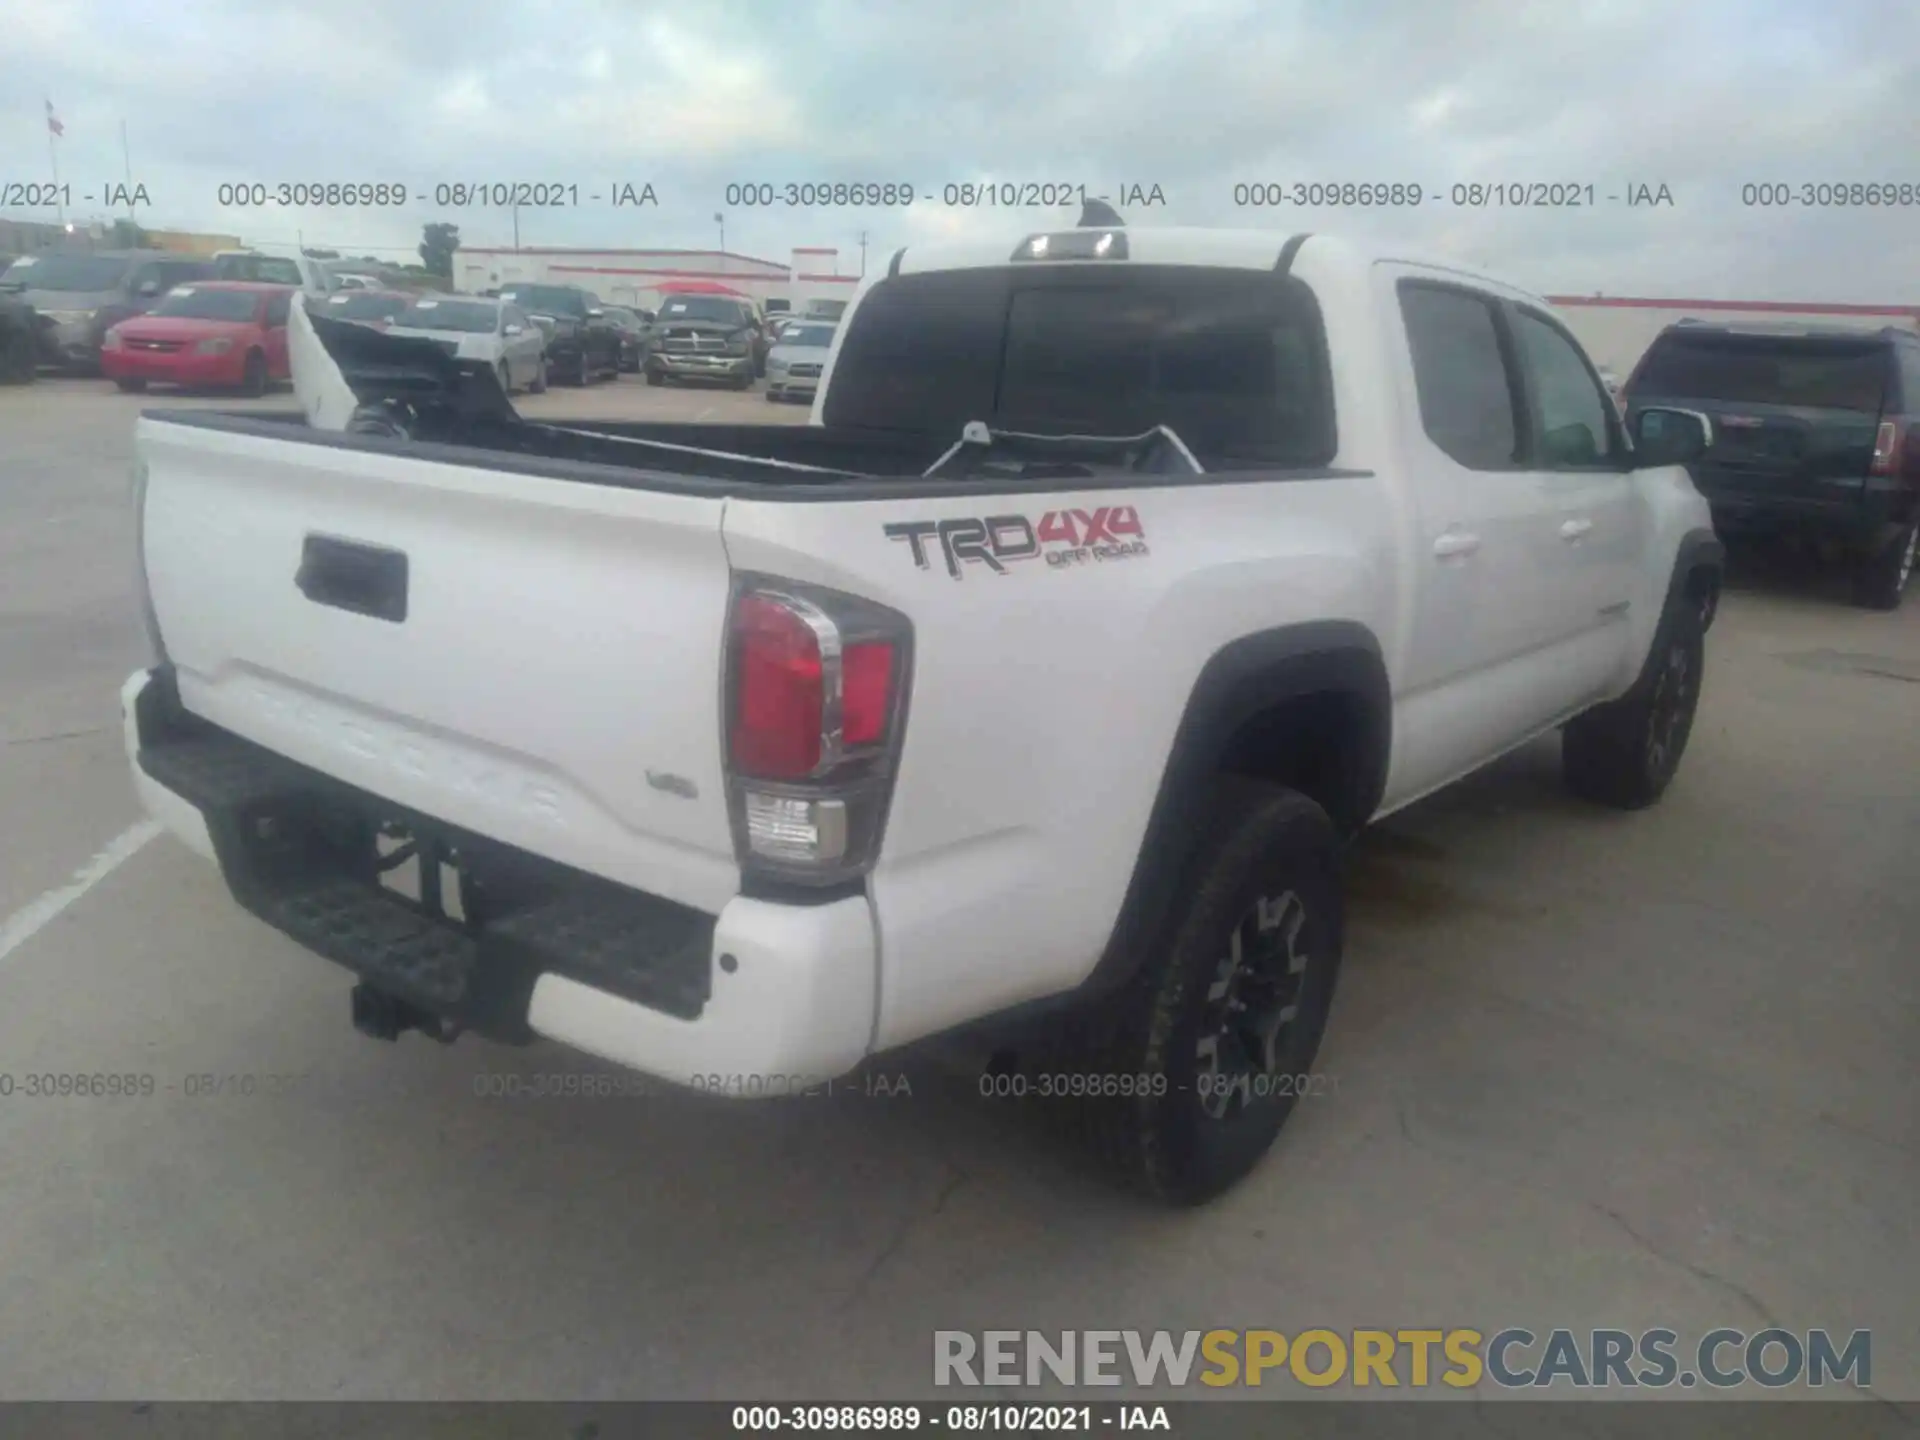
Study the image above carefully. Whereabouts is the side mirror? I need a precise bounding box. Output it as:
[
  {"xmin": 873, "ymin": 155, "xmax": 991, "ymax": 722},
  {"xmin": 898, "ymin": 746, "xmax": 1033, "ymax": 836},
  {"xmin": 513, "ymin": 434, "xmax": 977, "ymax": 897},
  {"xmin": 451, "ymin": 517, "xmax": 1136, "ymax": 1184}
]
[
  {"xmin": 504, "ymin": 323, "xmax": 523, "ymax": 336},
  {"xmin": 1634, "ymin": 407, "xmax": 1713, "ymax": 467},
  {"xmin": 136, "ymin": 280, "xmax": 160, "ymax": 297},
  {"xmin": 586, "ymin": 307, "xmax": 604, "ymax": 319}
]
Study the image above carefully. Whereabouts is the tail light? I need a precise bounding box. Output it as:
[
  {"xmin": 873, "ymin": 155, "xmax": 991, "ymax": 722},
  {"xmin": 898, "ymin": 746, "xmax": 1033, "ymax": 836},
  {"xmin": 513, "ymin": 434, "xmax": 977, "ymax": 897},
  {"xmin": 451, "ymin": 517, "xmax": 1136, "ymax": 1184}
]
[
  {"xmin": 131, "ymin": 458, "xmax": 167, "ymax": 666},
  {"xmin": 1870, "ymin": 421, "xmax": 1904, "ymax": 477},
  {"xmin": 724, "ymin": 577, "xmax": 912, "ymax": 885}
]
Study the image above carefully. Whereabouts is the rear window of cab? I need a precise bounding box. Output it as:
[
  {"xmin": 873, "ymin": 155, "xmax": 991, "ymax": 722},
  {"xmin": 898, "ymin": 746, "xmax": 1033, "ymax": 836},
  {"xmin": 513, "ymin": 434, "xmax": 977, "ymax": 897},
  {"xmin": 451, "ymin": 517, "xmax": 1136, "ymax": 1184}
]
[{"xmin": 821, "ymin": 266, "xmax": 1336, "ymax": 470}]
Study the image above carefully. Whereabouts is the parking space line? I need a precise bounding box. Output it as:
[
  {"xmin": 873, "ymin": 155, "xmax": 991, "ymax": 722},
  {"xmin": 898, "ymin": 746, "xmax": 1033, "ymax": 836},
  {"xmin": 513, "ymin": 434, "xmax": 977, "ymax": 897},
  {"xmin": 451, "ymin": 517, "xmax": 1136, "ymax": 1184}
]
[{"xmin": 0, "ymin": 821, "xmax": 159, "ymax": 967}]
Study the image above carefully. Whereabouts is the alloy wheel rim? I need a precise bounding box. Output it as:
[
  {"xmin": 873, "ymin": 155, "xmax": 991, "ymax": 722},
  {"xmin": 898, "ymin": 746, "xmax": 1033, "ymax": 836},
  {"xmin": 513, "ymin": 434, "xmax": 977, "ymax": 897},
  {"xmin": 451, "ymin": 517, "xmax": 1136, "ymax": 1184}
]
[
  {"xmin": 1195, "ymin": 890, "xmax": 1311, "ymax": 1121},
  {"xmin": 1646, "ymin": 641, "xmax": 1693, "ymax": 775}
]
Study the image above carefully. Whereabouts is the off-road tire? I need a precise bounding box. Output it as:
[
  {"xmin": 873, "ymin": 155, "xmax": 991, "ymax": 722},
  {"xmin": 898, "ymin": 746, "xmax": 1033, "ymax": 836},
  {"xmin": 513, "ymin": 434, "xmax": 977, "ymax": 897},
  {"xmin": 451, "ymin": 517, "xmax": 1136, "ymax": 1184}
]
[
  {"xmin": 1563, "ymin": 593, "xmax": 1705, "ymax": 809},
  {"xmin": 0, "ymin": 327, "xmax": 35, "ymax": 384},
  {"xmin": 1854, "ymin": 522, "xmax": 1917, "ymax": 612},
  {"xmin": 238, "ymin": 350, "xmax": 268, "ymax": 398},
  {"xmin": 1071, "ymin": 785, "xmax": 1344, "ymax": 1206}
]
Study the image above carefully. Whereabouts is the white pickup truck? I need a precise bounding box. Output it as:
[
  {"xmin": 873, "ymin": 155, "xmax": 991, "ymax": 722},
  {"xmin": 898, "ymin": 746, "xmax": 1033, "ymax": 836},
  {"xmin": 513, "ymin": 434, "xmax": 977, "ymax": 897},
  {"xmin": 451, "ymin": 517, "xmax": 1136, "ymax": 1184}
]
[{"xmin": 124, "ymin": 223, "xmax": 1723, "ymax": 1203}]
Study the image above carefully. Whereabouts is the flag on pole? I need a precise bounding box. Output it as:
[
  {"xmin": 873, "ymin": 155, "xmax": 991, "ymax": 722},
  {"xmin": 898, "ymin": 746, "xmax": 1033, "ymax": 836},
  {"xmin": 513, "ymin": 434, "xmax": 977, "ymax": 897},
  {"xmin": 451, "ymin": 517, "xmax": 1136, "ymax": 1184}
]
[{"xmin": 45, "ymin": 100, "xmax": 63, "ymax": 137}]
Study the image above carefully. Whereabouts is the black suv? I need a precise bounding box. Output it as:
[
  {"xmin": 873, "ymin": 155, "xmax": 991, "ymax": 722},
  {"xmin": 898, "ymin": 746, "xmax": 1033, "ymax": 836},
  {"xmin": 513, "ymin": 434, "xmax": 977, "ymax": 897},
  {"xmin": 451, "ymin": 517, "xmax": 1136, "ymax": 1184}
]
[
  {"xmin": 494, "ymin": 283, "xmax": 620, "ymax": 385},
  {"xmin": 1625, "ymin": 322, "xmax": 1920, "ymax": 609},
  {"xmin": 601, "ymin": 306, "xmax": 650, "ymax": 372},
  {"xmin": 0, "ymin": 291, "xmax": 40, "ymax": 383}
]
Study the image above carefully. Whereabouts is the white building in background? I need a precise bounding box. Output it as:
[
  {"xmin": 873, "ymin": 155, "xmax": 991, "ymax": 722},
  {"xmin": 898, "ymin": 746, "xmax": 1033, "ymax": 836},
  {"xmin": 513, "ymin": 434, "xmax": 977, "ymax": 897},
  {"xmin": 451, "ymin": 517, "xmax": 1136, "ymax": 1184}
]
[
  {"xmin": 1549, "ymin": 295, "xmax": 1920, "ymax": 378},
  {"xmin": 449, "ymin": 244, "xmax": 860, "ymax": 314}
]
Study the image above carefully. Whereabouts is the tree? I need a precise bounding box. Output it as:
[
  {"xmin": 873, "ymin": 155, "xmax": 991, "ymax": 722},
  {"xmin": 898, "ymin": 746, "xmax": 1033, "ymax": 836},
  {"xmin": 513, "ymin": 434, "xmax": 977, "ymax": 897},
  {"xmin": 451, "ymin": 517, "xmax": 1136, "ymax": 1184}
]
[{"xmin": 419, "ymin": 222, "xmax": 460, "ymax": 280}]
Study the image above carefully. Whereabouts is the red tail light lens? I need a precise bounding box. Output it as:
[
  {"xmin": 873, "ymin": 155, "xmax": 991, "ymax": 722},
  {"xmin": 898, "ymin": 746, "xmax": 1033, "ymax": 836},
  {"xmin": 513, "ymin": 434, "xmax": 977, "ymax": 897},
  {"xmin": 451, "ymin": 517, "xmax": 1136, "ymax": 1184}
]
[
  {"xmin": 841, "ymin": 642, "xmax": 894, "ymax": 746},
  {"xmin": 724, "ymin": 580, "xmax": 913, "ymax": 884},
  {"xmin": 1870, "ymin": 421, "xmax": 1902, "ymax": 477},
  {"xmin": 731, "ymin": 593, "xmax": 824, "ymax": 779}
]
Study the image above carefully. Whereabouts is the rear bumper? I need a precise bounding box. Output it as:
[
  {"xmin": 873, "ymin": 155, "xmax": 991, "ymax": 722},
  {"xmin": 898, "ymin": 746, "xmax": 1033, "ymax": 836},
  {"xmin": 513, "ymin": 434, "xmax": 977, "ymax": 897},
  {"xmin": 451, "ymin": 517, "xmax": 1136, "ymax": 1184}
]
[
  {"xmin": 1698, "ymin": 474, "xmax": 1911, "ymax": 549},
  {"xmin": 121, "ymin": 667, "xmax": 877, "ymax": 1088}
]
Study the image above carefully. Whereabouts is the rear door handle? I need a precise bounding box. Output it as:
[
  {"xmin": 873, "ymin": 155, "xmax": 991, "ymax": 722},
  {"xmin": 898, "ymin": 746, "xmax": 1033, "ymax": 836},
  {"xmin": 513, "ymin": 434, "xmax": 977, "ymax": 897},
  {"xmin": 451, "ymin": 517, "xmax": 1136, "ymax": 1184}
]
[
  {"xmin": 1433, "ymin": 530, "xmax": 1481, "ymax": 559},
  {"xmin": 1560, "ymin": 518, "xmax": 1594, "ymax": 542}
]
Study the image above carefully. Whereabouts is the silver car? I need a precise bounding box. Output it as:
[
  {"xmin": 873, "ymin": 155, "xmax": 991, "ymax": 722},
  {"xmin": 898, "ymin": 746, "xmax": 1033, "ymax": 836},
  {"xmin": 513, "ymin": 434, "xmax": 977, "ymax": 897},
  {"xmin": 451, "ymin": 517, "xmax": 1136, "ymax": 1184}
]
[
  {"xmin": 382, "ymin": 295, "xmax": 548, "ymax": 394},
  {"xmin": 0, "ymin": 249, "xmax": 214, "ymax": 370},
  {"xmin": 763, "ymin": 318, "xmax": 837, "ymax": 404}
]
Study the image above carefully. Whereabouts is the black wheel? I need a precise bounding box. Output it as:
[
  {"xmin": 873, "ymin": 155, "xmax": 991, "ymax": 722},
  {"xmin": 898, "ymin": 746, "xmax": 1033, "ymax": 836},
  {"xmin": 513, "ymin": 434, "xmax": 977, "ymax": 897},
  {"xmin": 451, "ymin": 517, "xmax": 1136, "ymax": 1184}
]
[
  {"xmin": 1853, "ymin": 522, "xmax": 1916, "ymax": 611},
  {"xmin": 645, "ymin": 368, "xmax": 665, "ymax": 387},
  {"xmin": 114, "ymin": 377, "xmax": 147, "ymax": 393},
  {"xmin": 1563, "ymin": 594, "xmax": 1705, "ymax": 810},
  {"xmin": 573, "ymin": 349, "xmax": 591, "ymax": 386},
  {"xmin": 734, "ymin": 372, "xmax": 753, "ymax": 391},
  {"xmin": 239, "ymin": 350, "xmax": 267, "ymax": 398},
  {"xmin": 495, "ymin": 361, "xmax": 512, "ymax": 396},
  {"xmin": 765, "ymin": 388, "xmax": 781, "ymax": 403},
  {"xmin": 0, "ymin": 327, "xmax": 35, "ymax": 384},
  {"xmin": 530, "ymin": 355, "xmax": 548, "ymax": 394},
  {"xmin": 1072, "ymin": 786, "xmax": 1344, "ymax": 1206}
]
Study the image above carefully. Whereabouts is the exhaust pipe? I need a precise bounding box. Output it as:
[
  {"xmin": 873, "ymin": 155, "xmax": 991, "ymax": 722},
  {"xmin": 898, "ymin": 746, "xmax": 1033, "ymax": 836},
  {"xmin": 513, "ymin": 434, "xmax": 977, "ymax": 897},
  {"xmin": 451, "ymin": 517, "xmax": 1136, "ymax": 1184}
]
[{"xmin": 350, "ymin": 983, "xmax": 459, "ymax": 1043}]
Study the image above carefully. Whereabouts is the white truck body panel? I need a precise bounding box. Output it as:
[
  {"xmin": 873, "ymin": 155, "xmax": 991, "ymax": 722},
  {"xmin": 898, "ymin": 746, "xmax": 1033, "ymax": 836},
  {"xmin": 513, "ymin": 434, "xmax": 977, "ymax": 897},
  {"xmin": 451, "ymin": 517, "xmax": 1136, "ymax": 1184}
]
[
  {"xmin": 126, "ymin": 226, "xmax": 1715, "ymax": 1085},
  {"xmin": 139, "ymin": 421, "xmax": 744, "ymax": 916}
]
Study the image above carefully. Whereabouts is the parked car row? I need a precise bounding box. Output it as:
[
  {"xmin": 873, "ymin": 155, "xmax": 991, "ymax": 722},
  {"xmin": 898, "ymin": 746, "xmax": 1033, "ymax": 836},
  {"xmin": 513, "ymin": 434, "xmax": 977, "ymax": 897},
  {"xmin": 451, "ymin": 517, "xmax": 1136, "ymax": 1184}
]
[{"xmin": 0, "ymin": 254, "xmax": 834, "ymax": 403}]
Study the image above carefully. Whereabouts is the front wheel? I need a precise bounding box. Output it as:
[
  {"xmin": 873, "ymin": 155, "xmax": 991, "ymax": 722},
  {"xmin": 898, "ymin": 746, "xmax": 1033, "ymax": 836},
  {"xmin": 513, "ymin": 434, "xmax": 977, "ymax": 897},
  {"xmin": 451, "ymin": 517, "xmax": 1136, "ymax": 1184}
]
[
  {"xmin": 495, "ymin": 361, "xmax": 512, "ymax": 396},
  {"xmin": 1073, "ymin": 786, "xmax": 1344, "ymax": 1205},
  {"xmin": 1563, "ymin": 595, "xmax": 1705, "ymax": 809},
  {"xmin": 0, "ymin": 328, "xmax": 35, "ymax": 384},
  {"xmin": 239, "ymin": 350, "xmax": 267, "ymax": 398},
  {"xmin": 529, "ymin": 355, "xmax": 548, "ymax": 394},
  {"xmin": 114, "ymin": 377, "xmax": 147, "ymax": 393},
  {"xmin": 1854, "ymin": 522, "xmax": 1917, "ymax": 611}
]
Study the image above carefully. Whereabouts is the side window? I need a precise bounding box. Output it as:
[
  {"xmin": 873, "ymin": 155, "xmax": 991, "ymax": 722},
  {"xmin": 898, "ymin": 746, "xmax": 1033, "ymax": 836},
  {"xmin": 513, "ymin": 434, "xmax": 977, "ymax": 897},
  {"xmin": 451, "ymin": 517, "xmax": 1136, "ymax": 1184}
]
[
  {"xmin": 505, "ymin": 305, "xmax": 527, "ymax": 330},
  {"xmin": 264, "ymin": 292, "xmax": 292, "ymax": 327},
  {"xmin": 1514, "ymin": 309, "xmax": 1620, "ymax": 468},
  {"xmin": 131, "ymin": 262, "xmax": 167, "ymax": 297},
  {"xmin": 1399, "ymin": 283, "xmax": 1521, "ymax": 469}
]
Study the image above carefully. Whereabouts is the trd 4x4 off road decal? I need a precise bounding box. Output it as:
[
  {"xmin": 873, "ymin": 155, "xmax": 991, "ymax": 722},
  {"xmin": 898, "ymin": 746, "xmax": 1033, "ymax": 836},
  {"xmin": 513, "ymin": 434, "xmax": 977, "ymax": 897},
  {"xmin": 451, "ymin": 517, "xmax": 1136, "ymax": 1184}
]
[{"xmin": 884, "ymin": 506, "xmax": 1148, "ymax": 579}]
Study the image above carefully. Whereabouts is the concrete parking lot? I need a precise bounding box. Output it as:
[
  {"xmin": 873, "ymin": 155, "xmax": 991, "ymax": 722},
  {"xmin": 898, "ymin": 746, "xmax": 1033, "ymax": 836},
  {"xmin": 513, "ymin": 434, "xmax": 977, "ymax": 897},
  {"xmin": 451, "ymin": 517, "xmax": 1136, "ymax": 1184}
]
[{"xmin": 0, "ymin": 372, "xmax": 1915, "ymax": 1404}]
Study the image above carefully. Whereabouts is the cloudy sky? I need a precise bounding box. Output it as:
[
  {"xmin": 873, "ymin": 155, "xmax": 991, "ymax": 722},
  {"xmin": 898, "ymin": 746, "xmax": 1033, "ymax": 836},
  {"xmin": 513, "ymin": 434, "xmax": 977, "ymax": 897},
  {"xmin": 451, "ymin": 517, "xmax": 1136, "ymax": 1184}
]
[{"xmin": 4, "ymin": 0, "xmax": 1918, "ymax": 299}]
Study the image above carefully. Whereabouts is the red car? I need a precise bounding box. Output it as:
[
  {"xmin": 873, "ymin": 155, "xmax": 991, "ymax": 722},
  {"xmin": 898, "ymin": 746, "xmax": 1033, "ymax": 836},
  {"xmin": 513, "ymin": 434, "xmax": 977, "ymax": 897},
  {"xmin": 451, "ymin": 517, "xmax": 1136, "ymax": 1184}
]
[{"xmin": 100, "ymin": 281, "xmax": 295, "ymax": 395}]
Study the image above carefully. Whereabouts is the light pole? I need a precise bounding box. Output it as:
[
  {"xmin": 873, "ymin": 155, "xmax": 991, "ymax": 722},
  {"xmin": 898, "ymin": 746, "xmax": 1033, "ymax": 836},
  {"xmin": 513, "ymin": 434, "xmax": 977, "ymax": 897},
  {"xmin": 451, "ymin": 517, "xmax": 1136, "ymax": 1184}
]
[
  {"xmin": 858, "ymin": 230, "xmax": 868, "ymax": 277},
  {"xmin": 715, "ymin": 212, "xmax": 725, "ymax": 253}
]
